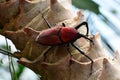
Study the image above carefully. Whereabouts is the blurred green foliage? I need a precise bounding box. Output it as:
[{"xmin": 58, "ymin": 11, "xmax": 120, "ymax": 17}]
[
  {"xmin": 16, "ymin": 64, "xmax": 25, "ymax": 79},
  {"xmin": 0, "ymin": 43, "xmax": 25, "ymax": 80},
  {"xmin": 72, "ymin": 0, "xmax": 100, "ymax": 14}
]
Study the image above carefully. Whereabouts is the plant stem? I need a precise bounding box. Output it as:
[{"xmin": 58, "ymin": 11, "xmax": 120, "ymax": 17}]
[{"xmin": 0, "ymin": 47, "xmax": 18, "ymax": 58}]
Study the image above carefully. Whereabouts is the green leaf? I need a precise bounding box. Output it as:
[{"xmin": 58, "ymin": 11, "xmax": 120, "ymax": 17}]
[
  {"xmin": 72, "ymin": 0, "xmax": 100, "ymax": 14},
  {"xmin": 16, "ymin": 64, "xmax": 24, "ymax": 78},
  {"xmin": 0, "ymin": 59, "xmax": 3, "ymax": 64}
]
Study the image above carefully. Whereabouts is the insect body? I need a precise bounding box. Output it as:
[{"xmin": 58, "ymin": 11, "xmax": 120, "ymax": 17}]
[
  {"xmin": 24, "ymin": 14, "xmax": 94, "ymax": 74},
  {"xmin": 35, "ymin": 26, "xmax": 88, "ymax": 45}
]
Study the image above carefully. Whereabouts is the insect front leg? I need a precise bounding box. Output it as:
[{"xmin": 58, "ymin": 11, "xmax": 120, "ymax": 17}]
[
  {"xmin": 62, "ymin": 23, "xmax": 66, "ymax": 27},
  {"xmin": 71, "ymin": 43, "xmax": 93, "ymax": 75},
  {"xmin": 66, "ymin": 44, "xmax": 72, "ymax": 58},
  {"xmin": 75, "ymin": 22, "xmax": 89, "ymax": 36},
  {"xmin": 66, "ymin": 44, "xmax": 73, "ymax": 72}
]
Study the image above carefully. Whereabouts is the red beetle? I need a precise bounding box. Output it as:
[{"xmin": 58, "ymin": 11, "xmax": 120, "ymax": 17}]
[{"xmin": 24, "ymin": 14, "xmax": 93, "ymax": 74}]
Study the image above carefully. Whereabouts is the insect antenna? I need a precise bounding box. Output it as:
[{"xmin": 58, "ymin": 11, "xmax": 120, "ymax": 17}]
[
  {"xmin": 75, "ymin": 22, "xmax": 89, "ymax": 36},
  {"xmin": 77, "ymin": 33, "xmax": 93, "ymax": 43}
]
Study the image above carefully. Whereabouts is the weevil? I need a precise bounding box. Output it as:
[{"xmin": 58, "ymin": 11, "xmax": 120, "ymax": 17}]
[{"xmin": 24, "ymin": 13, "xmax": 94, "ymax": 74}]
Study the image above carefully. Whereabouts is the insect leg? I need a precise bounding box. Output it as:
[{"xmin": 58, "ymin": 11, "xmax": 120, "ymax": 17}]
[
  {"xmin": 66, "ymin": 44, "xmax": 73, "ymax": 72},
  {"xmin": 71, "ymin": 43, "xmax": 93, "ymax": 75},
  {"xmin": 62, "ymin": 23, "xmax": 66, "ymax": 27},
  {"xmin": 66, "ymin": 44, "xmax": 72, "ymax": 80},
  {"xmin": 75, "ymin": 22, "xmax": 89, "ymax": 36},
  {"xmin": 66, "ymin": 44, "xmax": 72, "ymax": 58},
  {"xmin": 31, "ymin": 46, "xmax": 53, "ymax": 63},
  {"xmin": 40, "ymin": 13, "xmax": 52, "ymax": 28},
  {"xmin": 43, "ymin": 46, "xmax": 53, "ymax": 61}
]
